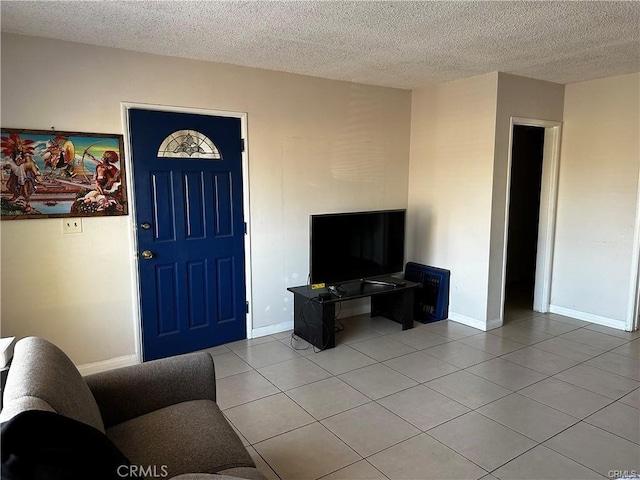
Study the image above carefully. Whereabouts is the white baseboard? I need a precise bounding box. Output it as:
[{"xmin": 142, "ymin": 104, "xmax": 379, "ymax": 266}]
[
  {"xmin": 448, "ymin": 312, "xmax": 501, "ymax": 331},
  {"xmin": 249, "ymin": 302, "xmax": 371, "ymax": 339},
  {"xmin": 549, "ymin": 305, "xmax": 626, "ymax": 330},
  {"xmin": 485, "ymin": 317, "xmax": 504, "ymax": 331},
  {"xmin": 251, "ymin": 320, "xmax": 294, "ymax": 338},
  {"xmin": 78, "ymin": 354, "xmax": 139, "ymax": 376}
]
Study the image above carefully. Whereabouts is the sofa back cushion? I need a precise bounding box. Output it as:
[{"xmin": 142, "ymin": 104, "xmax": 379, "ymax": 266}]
[{"xmin": 0, "ymin": 337, "xmax": 105, "ymax": 433}]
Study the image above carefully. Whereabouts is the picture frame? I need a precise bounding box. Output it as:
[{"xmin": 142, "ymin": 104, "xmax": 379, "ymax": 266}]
[{"xmin": 1, "ymin": 128, "xmax": 128, "ymax": 219}]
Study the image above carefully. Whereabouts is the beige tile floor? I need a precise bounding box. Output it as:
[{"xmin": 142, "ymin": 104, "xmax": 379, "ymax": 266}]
[{"xmin": 205, "ymin": 308, "xmax": 640, "ymax": 480}]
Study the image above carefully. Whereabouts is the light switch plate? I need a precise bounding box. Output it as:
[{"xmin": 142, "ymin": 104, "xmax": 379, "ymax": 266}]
[{"xmin": 62, "ymin": 218, "xmax": 83, "ymax": 234}]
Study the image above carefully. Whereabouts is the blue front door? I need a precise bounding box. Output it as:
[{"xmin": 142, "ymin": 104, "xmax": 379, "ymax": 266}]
[{"xmin": 129, "ymin": 109, "xmax": 246, "ymax": 361}]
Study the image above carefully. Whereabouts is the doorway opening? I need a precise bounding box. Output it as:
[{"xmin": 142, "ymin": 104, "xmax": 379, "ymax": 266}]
[
  {"xmin": 504, "ymin": 126, "xmax": 545, "ymax": 314},
  {"xmin": 500, "ymin": 117, "xmax": 562, "ymax": 325}
]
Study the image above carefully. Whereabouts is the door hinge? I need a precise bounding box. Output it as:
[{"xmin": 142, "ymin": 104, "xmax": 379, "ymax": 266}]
[
  {"xmin": 244, "ymin": 222, "xmax": 248, "ymax": 235},
  {"xmin": 240, "ymin": 138, "xmax": 245, "ymax": 152},
  {"xmin": 246, "ymin": 301, "xmax": 250, "ymax": 314}
]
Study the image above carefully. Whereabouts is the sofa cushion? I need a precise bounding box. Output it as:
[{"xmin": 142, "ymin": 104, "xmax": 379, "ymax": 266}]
[
  {"xmin": 106, "ymin": 399, "xmax": 255, "ymax": 479},
  {"xmin": 86, "ymin": 351, "xmax": 217, "ymax": 429},
  {"xmin": 0, "ymin": 337, "xmax": 105, "ymax": 432}
]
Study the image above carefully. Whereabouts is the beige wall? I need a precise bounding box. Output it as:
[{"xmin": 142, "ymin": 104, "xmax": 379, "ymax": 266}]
[
  {"xmin": 552, "ymin": 73, "xmax": 640, "ymax": 326},
  {"xmin": 407, "ymin": 73, "xmax": 499, "ymax": 327},
  {"xmin": 0, "ymin": 34, "xmax": 411, "ymax": 365},
  {"xmin": 408, "ymin": 73, "xmax": 566, "ymax": 329},
  {"xmin": 2, "ymin": 34, "xmax": 637, "ymax": 366}
]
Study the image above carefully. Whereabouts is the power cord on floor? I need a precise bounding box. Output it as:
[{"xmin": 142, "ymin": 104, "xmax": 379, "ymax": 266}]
[{"xmin": 290, "ymin": 331, "xmax": 311, "ymax": 351}]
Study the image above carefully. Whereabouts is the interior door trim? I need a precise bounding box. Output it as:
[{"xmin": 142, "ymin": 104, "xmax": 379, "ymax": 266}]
[
  {"xmin": 121, "ymin": 101, "xmax": 253, "ymax": 363},
  {"xmin": 499, "ymin": 117, "xmax": 562, "ymax": 322}
]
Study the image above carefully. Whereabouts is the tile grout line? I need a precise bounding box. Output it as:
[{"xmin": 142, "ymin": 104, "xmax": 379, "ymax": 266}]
[{"xmin": 217, "ymin": 314, "xmax": 637, "ymax": 480}]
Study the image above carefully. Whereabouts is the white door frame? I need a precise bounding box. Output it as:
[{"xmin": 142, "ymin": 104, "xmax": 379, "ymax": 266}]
[
  {"xmin": 500, "ymin": 117, "xmax": 562, "ymax": 318},
  {"xmin": 631, "ymin": 263, "xmax": 640, "ymax": 331},
  {"xmin": 121, "ymin": 101, "xmax": 254, "ymax": 363},
  {"xmin": 627, "ymin": 161, "xmax": 640, "ymax": 331}
]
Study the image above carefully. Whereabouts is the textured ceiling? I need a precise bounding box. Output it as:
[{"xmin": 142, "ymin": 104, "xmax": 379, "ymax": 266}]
[{"xmin": 2, "ymin": 1, "xmax": 639, "ymax": 89}]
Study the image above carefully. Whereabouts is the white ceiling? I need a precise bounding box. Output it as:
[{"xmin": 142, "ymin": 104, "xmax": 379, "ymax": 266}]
[{"xmin": 2, "ymin": 1, "xmax": 639, "ymax": 89}]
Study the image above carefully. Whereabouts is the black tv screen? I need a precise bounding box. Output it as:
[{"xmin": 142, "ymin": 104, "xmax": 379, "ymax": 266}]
[{"xmin": 310, "ymin": 209, "xmax": 406, "ymax": 286}]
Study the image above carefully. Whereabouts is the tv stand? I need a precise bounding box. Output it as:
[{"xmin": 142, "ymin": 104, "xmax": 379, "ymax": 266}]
[
  {"xmin": 287, "ymin": 277, "xmax": 419, "ymax": 350},
  {"xmin": 328, "ymin": 285, "xmax": 347, "ymax": 297},
  {"xmin": 361, "ymin": 278, "xmax": 406, "ymax": 288}
]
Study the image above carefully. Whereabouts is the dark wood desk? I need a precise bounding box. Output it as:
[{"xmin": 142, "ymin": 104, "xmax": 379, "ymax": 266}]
[{"xmin": 287, "ymin": 277, "xmax": 419, "ymax": 350}]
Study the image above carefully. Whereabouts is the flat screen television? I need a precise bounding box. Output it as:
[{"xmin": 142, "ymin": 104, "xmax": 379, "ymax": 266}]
[{"xmin": 310, "ymin": 209, "xmax": 406, "ymax": 286}]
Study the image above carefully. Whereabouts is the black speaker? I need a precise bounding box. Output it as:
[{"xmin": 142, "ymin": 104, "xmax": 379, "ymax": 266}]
[{"xmin": 405, "ymin": 262, "xmax": 450, "ymax": 323}]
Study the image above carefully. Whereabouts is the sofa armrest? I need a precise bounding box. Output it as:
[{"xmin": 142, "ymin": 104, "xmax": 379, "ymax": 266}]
[{"xmin": 85, "ymin": 351, "xmax": 216, "ymax": 429}]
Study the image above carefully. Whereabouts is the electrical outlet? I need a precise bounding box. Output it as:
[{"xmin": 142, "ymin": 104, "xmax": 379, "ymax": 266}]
[{"xmin": 62, "ymin": 218, "xmax": 83, "ymax": 234}]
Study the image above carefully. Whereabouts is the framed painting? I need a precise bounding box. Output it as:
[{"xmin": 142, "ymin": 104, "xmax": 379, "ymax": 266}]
[{"xmin": 1, "ymin": 128, "xmax": 127, "ymax": 219}]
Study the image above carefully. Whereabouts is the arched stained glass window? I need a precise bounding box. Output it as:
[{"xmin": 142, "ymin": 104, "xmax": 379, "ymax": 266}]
[{"xmin": 157, "ymin": 130, "xmax": 221, "ymax": 159}]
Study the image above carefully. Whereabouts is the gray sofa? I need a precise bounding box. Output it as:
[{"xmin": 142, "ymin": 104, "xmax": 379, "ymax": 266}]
[{"xmin": 0, "ymin": 336, "xmax": 266, "ymax": 480}]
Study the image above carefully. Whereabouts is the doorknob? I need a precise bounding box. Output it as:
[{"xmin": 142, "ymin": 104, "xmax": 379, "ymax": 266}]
[
  {"xmin": 141, "ymin": 250, "xmax": 154, "ymax": 260},
  {"xmin": 140, "ymin": 222, "xmax": 151, "ymax": 230}
]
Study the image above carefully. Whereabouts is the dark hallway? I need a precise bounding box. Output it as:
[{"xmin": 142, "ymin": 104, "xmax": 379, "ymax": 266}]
[{"xmin": 505, "ymin": 125, "xmax": 545, "ymax": 312}]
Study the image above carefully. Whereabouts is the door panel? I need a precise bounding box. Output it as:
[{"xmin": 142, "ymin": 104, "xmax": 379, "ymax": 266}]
[
  {"xmin": 151, "ymin": 171, "xmax": 176, "ymax": 241},
  {"xmin": 216, "ymin": 257, "xmax": 236, "ymax": 321},
  {"xmin": 156, "ymin": 264, "xmax": 179, "ymax": 334},
  {"xmin": 187, "ymin": 260, "xmax": 208, "ymax": 328},
  {"xmin": 129, "ymin": 109, "xmax": 246, "ymax": 361},
  {"xmin": 183, "ymin": 172, "xmax": 205, "ymax": 238},
  {"xmin": 214, "ymin": 173, "xmax": 234, "ymax": 237}
]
